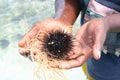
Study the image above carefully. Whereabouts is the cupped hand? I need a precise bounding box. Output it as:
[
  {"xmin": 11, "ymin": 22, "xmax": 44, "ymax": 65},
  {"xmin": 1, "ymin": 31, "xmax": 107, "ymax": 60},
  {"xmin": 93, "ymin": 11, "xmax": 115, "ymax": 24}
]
[
  {"xmin": 18, "ymin": 18, "xmax": 72, "ymax": 56},
  {"xmin": 57, "ymin": 18, "xmax": 108, "ymax": 69}
]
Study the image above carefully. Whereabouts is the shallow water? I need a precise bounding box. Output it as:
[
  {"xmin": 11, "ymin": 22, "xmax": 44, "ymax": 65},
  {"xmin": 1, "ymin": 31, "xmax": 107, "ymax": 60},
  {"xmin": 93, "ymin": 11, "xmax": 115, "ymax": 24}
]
[{"xmin": 0, "ymin": 0, "xmax": 86, "ymax": 80}]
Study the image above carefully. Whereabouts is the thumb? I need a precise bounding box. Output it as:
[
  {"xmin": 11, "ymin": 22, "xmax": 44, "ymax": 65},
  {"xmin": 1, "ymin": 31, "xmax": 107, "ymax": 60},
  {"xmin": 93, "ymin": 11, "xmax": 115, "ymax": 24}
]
[
  {"xmin": 93, "ymin": 30, "xmax": 106, "ymax": 60},
  {"xmin": 93, "ymin": 44, "xmax": 102, "ymax": 60}
]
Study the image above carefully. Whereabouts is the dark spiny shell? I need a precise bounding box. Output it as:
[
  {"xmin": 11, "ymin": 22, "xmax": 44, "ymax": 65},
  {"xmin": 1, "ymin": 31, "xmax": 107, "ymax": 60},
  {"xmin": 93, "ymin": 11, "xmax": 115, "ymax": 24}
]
[{"xmin": 42, "ymin": 30, "xmax": 73, "ymax": 60}]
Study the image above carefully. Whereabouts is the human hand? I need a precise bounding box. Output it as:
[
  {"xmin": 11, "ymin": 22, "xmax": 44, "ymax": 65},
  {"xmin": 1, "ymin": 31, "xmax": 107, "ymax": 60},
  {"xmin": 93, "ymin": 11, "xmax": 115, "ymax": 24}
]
[
  {"xmin": 57, "ymin": 18, "xmax": 109, "ymax": 69},
  {"xmin": 18, "ymin": 18, "xmax": 72, "ymax": 56}
]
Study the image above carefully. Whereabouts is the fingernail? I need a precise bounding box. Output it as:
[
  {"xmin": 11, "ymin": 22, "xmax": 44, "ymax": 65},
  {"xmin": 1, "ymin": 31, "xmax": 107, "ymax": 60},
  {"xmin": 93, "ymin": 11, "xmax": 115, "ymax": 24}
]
[{"xmin": 98, "ymin": 51, "xmax": 101, "ymax": 59}]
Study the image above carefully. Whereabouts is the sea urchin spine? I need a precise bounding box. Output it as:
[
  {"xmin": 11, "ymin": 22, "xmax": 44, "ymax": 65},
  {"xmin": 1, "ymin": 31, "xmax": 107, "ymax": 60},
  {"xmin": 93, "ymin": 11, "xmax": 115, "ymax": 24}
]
[{"xmin": 42, "ymin": 30, "xmax": 73, "ymax": 60}]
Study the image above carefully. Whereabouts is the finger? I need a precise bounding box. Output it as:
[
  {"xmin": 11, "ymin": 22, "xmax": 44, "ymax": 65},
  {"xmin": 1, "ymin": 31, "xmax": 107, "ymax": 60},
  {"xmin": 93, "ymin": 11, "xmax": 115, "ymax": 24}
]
[
  {"xmin": 19, "ymin": 48, "xmax": 30, "ymax": 56},
  {"xmin": 68, "ymin": 46, "xmax": 83, "ymax": 59},
  {"xmin": 93, "ymin": 29, "xmax": 106, "ymax": 60},
  {"xmin": 59, "ymin": 48, "xmax": 92, "ymax": 69},
  {"xmin": 68, "ymin": 39, "xmax": 83, "ymax": 59},
  {"xmin": 58, "ymin": 59, "xmax": 82, "ymax": 69},
  {"xmin": 58, "ymin": 55, "xmax": 87, "ymax": 69},
  {"xmin": 18, "ymin": 25, "xmax": 40, "ymax": 47}
]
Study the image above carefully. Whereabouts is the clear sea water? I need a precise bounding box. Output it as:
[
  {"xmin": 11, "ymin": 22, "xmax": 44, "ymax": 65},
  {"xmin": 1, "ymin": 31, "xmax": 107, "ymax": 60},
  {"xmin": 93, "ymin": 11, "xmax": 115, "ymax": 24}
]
[{"xmin": 0, "ymin": 0, "xmax": 86, "ymax": 80}]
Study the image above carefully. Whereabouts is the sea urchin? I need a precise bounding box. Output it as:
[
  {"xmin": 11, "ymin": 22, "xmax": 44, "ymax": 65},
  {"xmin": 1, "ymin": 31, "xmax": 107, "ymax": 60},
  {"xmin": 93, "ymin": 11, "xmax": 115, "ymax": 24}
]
[{"xmin": 42, "ymin": 30, "xmax": 73, "ymax": 60}]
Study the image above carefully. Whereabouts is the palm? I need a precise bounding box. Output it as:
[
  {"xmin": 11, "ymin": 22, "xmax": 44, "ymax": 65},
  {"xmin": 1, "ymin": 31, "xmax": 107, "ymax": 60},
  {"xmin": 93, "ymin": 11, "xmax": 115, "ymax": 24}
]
[
  {"xmin": 18, "ymin": 18, "xmax": 72, "ymax": 55},
  {"xmin": 57, "ymin": 18, "xmax": 107, "ymax": 69}
]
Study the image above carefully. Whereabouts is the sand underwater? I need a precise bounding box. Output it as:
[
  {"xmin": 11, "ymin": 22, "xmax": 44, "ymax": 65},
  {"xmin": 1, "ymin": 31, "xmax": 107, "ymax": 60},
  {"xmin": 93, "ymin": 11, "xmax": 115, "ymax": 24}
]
[{"xmin": 0, "ymin": 0, "xmax": 86, "ymax": 80}]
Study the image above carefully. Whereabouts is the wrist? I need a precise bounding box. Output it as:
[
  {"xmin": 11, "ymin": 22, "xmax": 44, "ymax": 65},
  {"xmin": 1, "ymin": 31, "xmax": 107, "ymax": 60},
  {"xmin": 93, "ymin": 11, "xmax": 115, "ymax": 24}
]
[
  {"xmin": 102, "ymin": 14, "xmax": 120, "ymax": 32},
  {"xmin": 101, "ymin": 17, "xmax": 110, "ymax": 33},
  {"xmin": 54, "ymin": 0, "xmax": 81, "ymax": 25},
  {"xmin": 47, "ymin": 18, "xmax": 73, "ymax": 29},
  {"xmin": 54, "ymin": 16, "xmax": 74, "ymax": 25}
]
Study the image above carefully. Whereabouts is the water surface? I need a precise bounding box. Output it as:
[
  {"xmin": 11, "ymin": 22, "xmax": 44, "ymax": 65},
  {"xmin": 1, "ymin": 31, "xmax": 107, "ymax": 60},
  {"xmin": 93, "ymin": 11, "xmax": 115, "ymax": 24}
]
[{"xmin": 0, "ymin": 0, "xmax": 86, "ymax": 80}]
